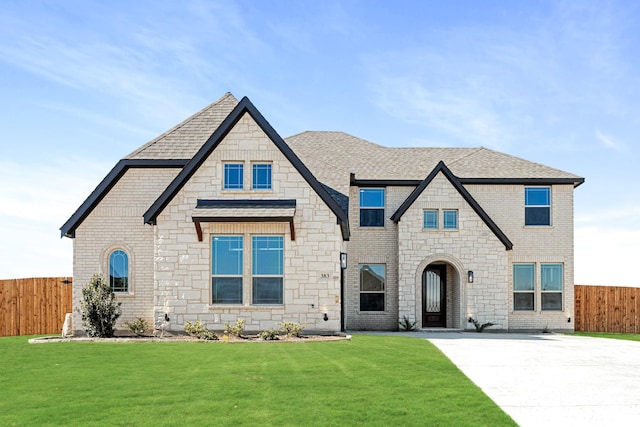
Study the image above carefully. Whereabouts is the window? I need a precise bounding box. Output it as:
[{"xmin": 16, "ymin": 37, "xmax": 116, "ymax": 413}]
[
  {"xmin": 223, "ymin": 163, "xmax": 244, "ymax": 190},
  {"xmin": 513, "ymin": 264, "xmax": 534, "ymax": 311},
  {"xmin": 541, "ymin": 264, "xmax": 563, "ymax": 311},
  {"xmin": 252, "ymin": 236, "xmax": 284, "ymax": 304},
  {"xmin": 359, "ymin": 188, "xmax": 385, "ymax": 227},
  {"xmin": 443, "ymin": 210, "xmax": 458, "ymax": 229},
  {"xmin": 109, "ymin": 250, "xmax": 128, "ymax": 293},
  {"xmin": 423, "ymin": 210, "xmax": 438, "ymax": 229},
  {"xmin": 211, "ymin": 236, "xmax": 243, "ymax": 304},
  {"xmin": 525, "ymin": 187, "xmax": 550, "ymax": 226},
  {"xmin": 252, "ymin": 163, "xmax": 272, "ymax": 190},
  {"xmin": 359, "ymin": 264, "xmax": 385, "ymax": 311}
]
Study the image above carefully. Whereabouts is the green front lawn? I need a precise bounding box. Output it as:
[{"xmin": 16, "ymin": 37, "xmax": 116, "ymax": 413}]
[
  {"xmin": 0, "ymin": 335, "xmax": 514, "ymax": 426},
  {"xmin": 572, "ymin": 332, "xmax": 640, "ymax": 342}
]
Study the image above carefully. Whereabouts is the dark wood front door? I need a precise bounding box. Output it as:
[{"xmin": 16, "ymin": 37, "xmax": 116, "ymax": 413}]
[{"xmin": 423, "ymin": 265, "xmax": 446, "ymax": 327}]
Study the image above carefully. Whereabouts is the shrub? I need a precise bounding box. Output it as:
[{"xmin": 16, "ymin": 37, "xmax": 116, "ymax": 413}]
[
  {"xmin": 224, "ymin": 319, "xmax": 246, "ymax": 337},
  {"xmin": 399, "ymin": 316, "xmax": 418, "ymax": 331},
  {"xmin": 279, "ymin": 321, "xmax": 305, "ymax": 338},
  {"xmin": 184, "ymin": 320, "xmax": 219, "ymax": 340},
  {"xmin": 257, "ymin": 329, "xmax": 279, "ymax": 341},
  {"xmin": 79, "ymin": 273, "xmax": 122, "ymax": 338},
  {"xmin": 468, "ymin": 317, "xmax": 495, "ymax": 333},
  {"xmin": 124, "ymin": 317, "xmax": 149, "ymax": 336}
]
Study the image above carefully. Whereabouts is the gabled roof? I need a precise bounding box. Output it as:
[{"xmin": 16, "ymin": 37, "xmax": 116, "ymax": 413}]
[
  {"xmin": 390, "ymin": 161, "xmax": 513, "ymax": 250},
  {"xmin": 59, "ymin": 159, "xmax": 187, "ymax": 238},
  {"xmin": 125, "ymin": 93, "xmax": 239, "ymax": 160},
  {"xmin": 143, "ymin": 97, "xmax": 350, "ymax": 240}
]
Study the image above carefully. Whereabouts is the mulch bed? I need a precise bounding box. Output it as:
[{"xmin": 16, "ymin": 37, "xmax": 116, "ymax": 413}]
[{"xmin": 29, "ymin": 333, "xmax": 351, "ymax": 344}]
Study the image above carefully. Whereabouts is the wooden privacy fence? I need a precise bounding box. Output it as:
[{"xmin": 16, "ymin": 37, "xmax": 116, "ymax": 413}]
[
  {"xmin": 0, "ymin": 277, "xmax": 72, "ymax": 337},
  {"xmin": 575, "ymin": 285, "xmax": 640, "ymax": 333}
]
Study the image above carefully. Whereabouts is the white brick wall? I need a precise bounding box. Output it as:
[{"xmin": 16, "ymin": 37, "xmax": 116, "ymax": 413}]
[
  {"xmin": 344, "ymin": 174, "xmax": 575, "ymax": 332},
  {"xmin": 73, "ymin": 168, "xmax": 179, "ymax": 333}
]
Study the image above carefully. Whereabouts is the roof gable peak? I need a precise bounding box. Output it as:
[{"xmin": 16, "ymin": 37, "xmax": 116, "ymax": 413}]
[{"xmin": 390, "ymin": 161, "xmax": 513, "ymax": 250}]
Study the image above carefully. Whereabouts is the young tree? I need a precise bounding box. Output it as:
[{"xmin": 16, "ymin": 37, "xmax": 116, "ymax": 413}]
[{"xmin": 80, "ymin": 273, "xmax": 122, "ymax": 337}]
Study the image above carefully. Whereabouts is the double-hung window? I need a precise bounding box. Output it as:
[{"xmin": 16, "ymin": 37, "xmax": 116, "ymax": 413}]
[
  {"xmin": 525, "ymin": 187, "xmax": 551, "ymax": 226},
  {"xmin": 223, "ymin": 163, "xmax": 244, "ymax": 190},
  {"xmin": 211, "ymin": 236, "xmax": 243, "ymax": 304},
  {"xmin": 359, "ymin": 264, "xmax": 385, "ymax": 311},
  {"xmin": 109, "ymin": 250, "xmax": 129, "ymax": 293},
  {"xmin": 252, "ymin": 236, "xmax": 284, "ymax": 304},
  {"xmin": 541, "ymin": 264, "xmax": 563, "ymax": 311},
  {"xmin": 252, "ymin": 163, "xmax": 272, "ymax": 190},
  {"xmin": 360, "ymin": 188, "xmax": 385, "ymax": 227},
  {"xmin": 513, "ymin": 264, "xmax": 535, "ymax": 311}
]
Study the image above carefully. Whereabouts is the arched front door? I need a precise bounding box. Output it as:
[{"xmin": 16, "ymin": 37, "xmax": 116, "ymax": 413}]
[{"xmin": 422, "ymin": 265, "xmax": 446, "ymax": 327}]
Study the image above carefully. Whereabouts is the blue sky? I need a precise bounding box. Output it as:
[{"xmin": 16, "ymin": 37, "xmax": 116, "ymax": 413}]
[{"xmin": 0, "ymin": 0, "xmax": 638, "ymax": 286}]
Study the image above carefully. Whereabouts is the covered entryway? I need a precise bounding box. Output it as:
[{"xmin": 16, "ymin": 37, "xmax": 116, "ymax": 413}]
[
  {"xmin": 414, "ymin": 256, "xmax": 464, "ymax": 329},
  {"xmin": 422, "ymin": 265, "xmax": 446, "ymax": 327}
]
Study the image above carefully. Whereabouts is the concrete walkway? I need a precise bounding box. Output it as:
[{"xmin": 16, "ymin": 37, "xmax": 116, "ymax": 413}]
[{"xmin": 365, "ymin": 332, "xmax": 640, "ymax": 426}]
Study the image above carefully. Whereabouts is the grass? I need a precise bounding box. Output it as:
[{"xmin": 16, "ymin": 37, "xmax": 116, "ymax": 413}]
[
  {"xmin": 0, "ymin": 334, "xmax": 515, "ymax": 426},
  {"xmin": 572, "ymin": 331, "xmax": 640, "ymax": 342}
]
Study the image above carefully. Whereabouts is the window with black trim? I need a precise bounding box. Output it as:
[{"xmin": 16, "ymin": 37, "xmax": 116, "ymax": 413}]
[
  {"xmin": 359, "ymin": 188, "xmax": 385, "ymax": 227},
  {"xmin": 109, "ymin": 250, "xmax": 129, "ymax": 293},
  {"xmin": 525, "ymin": 187, "xmax": 550, "ymax": 226},
  {"xmin": 359, "ymin": 264, "xmax": 385, "ymax": 311}
]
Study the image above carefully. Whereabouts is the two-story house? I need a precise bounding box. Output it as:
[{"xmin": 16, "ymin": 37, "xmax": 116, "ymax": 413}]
[{"xmin": 61, "ymin": 93, "xmax": 583, "ymax": 333}]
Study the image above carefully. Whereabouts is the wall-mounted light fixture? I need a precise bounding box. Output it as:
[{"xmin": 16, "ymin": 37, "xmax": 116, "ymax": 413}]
[
  {"xmin": 340, "ymin": 252, "xmax": 347, "ymax": 270},
  {"xmin": 468, "ymin": 271, "xmax": 474, "ymax": 283},
  {"xmin": 323, "ymin": 313, "xmax": 329, "ymax": 321},
  {"xmin": 567, "ymin": 316, "xmax": 571, "ymax": 323}
]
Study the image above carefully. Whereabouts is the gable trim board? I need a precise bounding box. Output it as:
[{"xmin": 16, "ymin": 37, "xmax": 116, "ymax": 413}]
[
  {"xmin": 390, "ymin": 160, "xmax": 514, "ymax": 250},
  {"xmin": 192, "ymin": 199, "xmax": 297, "ymax": 241},
  {"xmin": 142, "ymin": 96, "xmax": 350, "ymax": 241},
  {"xmin": 60, "ymin": 159, "xmax": 188, "ymax": 238}
]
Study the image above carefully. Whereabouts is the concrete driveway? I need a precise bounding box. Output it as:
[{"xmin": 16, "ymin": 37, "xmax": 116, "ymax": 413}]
[{"xmin": 422, "ymin": 332, "xmax": 640, "ymax": 426}]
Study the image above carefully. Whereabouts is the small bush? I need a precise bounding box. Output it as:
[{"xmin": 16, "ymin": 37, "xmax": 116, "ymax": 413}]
[
  {"xmin": 468, "ymin": 317, "xmax": 495, "ymax": 333},
  {"xmin": 279, "ymin": 321, "xmax": 305, "ymax": 338},
  {"xmin": 224, "ymin": 319, "xmax": 246, "ymax": 337},
  {"xmin": 124, "ymin": 317, "xmax": 149, "ymax": 336},
  {"xmin": 257, "ymin": 329, "xmax": 279, "ymax": 341},
  {"xmin": 399, "ymin": 316, "xmax": 418, "ymax": 331},
  {"xmin": 184, "ymin": 320, "xmax": 219, "ymax": 340},
  {"xmin": 80, "ymin": 273, "xmax": 122, "ymax": 338}
]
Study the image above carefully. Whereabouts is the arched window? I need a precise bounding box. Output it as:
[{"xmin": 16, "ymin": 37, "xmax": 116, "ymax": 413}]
[{"xmin": 109, "ymin": 250, "xmax": 129, "ymax": 292}]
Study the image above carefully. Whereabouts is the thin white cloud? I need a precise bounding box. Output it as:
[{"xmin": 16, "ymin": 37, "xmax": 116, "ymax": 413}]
[
  {"xmin": 595, "ymin": 129, "xmax": 624, "ymax": 151},
  {"xmin": 363, "ymin": 1, "xmax": 636, "ymax": 152}
]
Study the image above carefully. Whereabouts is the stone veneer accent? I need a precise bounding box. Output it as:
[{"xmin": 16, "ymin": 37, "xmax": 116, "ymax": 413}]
[{"xmin": 153, "ymin": 113, "xmax": 345, "ymax": 333}]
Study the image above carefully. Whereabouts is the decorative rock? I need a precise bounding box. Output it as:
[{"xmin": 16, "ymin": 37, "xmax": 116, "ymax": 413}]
[{"xmin": 61, "ymin": 313, "xmax": 72, "ymax": 337}]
